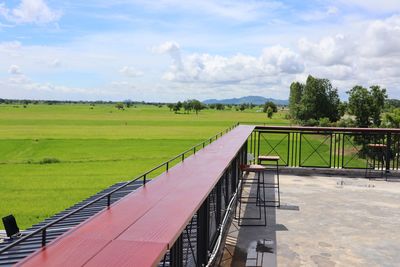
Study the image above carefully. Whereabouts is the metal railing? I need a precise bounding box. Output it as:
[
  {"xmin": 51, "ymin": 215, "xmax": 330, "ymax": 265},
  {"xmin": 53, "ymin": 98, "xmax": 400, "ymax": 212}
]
[
  {"xmin": 158, "ymin": 141, "xmax": 248, "ymax": 267},
  {"xmin": 246, "ymin": 125, "xmax": 400, "ymax": 172},
  {"xmin": 0, "ymin": 123, "xmax": 239, "ymax": 255}
]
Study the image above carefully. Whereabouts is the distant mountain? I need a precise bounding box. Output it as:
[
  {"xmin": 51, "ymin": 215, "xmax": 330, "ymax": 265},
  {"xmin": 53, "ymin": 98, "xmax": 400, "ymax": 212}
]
[{"xmin": 203, "ymin": 96, "xmax": 288, "ymax": 106}]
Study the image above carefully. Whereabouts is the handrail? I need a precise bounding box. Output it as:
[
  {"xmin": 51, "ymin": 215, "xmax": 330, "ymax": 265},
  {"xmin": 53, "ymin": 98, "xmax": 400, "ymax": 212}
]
[
  {"xmin": 253, "ymin": 125, "xmax": 400, "ymax": 133},
  {"xmin": 0, "ymin": 123, "xmax": 239, "ymax": 254}
]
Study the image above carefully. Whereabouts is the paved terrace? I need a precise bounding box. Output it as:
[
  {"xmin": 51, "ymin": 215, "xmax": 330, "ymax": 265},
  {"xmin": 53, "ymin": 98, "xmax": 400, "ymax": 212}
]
[{"xmin": 220, "ymin": 172, "xmax": 400, "ymax": 267}]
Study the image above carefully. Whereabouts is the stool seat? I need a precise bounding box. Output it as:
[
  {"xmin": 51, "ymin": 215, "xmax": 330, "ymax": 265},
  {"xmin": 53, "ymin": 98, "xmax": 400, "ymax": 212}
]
[
  {"xmin": 242, "ymin": 164, "xmax": 267, "ymax": 172},
  {"xmin": 367, "ymin": 144, "xmax": 387, "ymax": 149},
  {"xmin": 258, "ymin": 155, "xmax": 280, "ymax": 161}
]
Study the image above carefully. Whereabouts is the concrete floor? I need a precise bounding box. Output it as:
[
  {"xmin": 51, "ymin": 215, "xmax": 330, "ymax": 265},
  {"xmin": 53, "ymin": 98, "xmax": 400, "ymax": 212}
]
[{"xmin": 219, "ymin": 172, "xmax": 400, "ymax": 267}]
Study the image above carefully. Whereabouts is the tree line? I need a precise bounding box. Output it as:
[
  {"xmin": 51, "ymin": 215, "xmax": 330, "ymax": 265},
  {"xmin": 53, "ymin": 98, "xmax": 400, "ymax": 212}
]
[{"xmin": 288, "ymin": 75, "xmax": 397, "ymax": 128}]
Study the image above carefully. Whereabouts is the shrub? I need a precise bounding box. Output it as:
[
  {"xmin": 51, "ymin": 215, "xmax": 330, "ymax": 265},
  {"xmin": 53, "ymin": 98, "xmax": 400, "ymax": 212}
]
[
  {"xmin": 336, "ymin": 118, "xmax": 356, "ymax": 128},
  {"xmin": 39, "ymin": 158, "xmax": 61, "ymax": 164},
  {"xmin": 319, "ymin": 117, "xmax": 331, "ymax": 127},
  {"xmin": 302, "ymin": 119, "xmax": 319, "ymax": 126}
]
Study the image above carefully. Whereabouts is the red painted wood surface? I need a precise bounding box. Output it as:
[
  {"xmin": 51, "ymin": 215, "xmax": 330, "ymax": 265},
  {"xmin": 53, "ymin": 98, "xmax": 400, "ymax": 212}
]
[
  {"xmin": 20, "ymin": 125, "xmax": 254, "ymax": 266},
  {"xmin": 84, "ymin": 241, "xmax": 167, "ymax": 267}
]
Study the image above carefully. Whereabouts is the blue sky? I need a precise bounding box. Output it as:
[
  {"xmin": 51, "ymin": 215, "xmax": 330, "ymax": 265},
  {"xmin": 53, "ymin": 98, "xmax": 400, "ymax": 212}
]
[{"xmin": 1, "ymin": 0, "xmax": 400, "ymax": 101}]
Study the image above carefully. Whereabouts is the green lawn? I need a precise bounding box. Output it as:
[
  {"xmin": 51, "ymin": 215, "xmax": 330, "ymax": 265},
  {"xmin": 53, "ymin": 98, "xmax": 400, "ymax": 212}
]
[{"xmin": 0, "ymin": 103, "xmax": 289, "ymax": 229}]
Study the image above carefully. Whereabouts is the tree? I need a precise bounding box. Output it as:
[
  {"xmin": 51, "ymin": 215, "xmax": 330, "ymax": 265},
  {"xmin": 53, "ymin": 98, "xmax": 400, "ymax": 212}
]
[
  {"xmin": 215, "ymin": 104, "xmax": 225, "ymax": 110},
  {"xmin": 370, "ymin": 85, "xmax": 387, "ymax": 126},
  {"xmin": 191, "ymin": 99, "xmax": 203, "ymax": 114},
  {"xmin": 173, "ymin": 101, "xmax": 182, "ymax": 113},
  {"xmin": 263, "ymin": 101, "xmax": 277, "ymax": 113},
  {"xmin": 124, "ymin": 100, "xmax": 133, "ymax": 108},
  {"xmin": 266, "ymin": 107, "xmax": 273, "ymax": 119},
  {"xmin": 347, "ymin": 85, "xmax": 387, "ymax": 127},
  {"xmin": 167, "ymin": 103, "xmax": 174, "ymax": 111},
  {"xmin": 115, "ymin": 102, "xmax": 124, "ymax": 110},
  {"xmin": 383, "ymin": 108, "xmax": 400, "ymax": 128},
  {"xmin": 289, "ymin": 81, "xmax": 304, "ymax": 119},
  {"xmin": 239, "ymin": 104, "xmax": 246, "ymax": 111},
  {"xmin": 297, "ymin": 75, "xmax": 341, "ymax": 123},
  {"xmin": 182, "ymin": 101, "xmax": 191, "ymax": 113},
  {"xmin": 386, "ymin": 99, "xmax": 400, "ymax": 110}
]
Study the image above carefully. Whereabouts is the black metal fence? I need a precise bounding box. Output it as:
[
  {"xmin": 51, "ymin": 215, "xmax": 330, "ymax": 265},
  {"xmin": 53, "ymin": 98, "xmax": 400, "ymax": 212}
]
[{"xmin": 247, "ymin": 125, "xmax": 400, "ymax": 172}]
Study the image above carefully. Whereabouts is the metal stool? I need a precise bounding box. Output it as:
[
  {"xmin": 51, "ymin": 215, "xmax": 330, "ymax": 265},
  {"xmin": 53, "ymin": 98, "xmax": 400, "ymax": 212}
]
[
  {"xmin": 258, "ymin": 155, "xmax": 280, "ymax": 207},
  {"xmin": 236, "ymin": 164, "xmax": 267, "ymax": 226},
  {"xmin": 365, "ymin": 144, "xmax": 387, "ymax": 180}
]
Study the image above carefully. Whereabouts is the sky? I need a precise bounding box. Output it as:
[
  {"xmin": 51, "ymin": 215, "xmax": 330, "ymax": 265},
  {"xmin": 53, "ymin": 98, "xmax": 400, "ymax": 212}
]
[{"xmin": 1, "ymin": 0, "xmax": 400, "ymax": 102}]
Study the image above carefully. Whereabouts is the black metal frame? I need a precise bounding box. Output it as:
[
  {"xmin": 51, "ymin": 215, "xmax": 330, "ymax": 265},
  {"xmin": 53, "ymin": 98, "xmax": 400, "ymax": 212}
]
[{"xmin": 249, "ymin": 125, "xmax": 400, "ymax": 173}]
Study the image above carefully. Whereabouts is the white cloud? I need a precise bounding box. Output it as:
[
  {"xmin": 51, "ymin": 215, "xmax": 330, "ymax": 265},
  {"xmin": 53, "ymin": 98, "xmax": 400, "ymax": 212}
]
[
  {"xmin": 133, "ymin": 0, "xmax": 284, "ymax": 22},
  {"xmin": 119, "ymin": 66, "xmax": 143, "ymax": 77},
  {"xmin": 0, "ymin": 0, "xmax": 61, "ymax": 24},
  {"xmin": 335, "ymin": 0, "xmax": 400, "ymax": 13},
  {"xmin": 298, "ymin": 34, "xmax": 353, "ymax": 66},
  {"xmin": 300, "ymin": 6, "xmax": 339, "ymax": 21},
  {"xmin": 361, "ymin": 15, "xmax": 400, "ymax": 57},
  {"xmin": 261, "ymin": 46, "xmax": 304, "ymax": 74},
  {"xmin": 158, "ymin": 42, "xmax": 304, "ymax": 85},
  {"xmin": 49, "ymin": 58, "xmax": 61, "ymax": 68},
  {"xmin": 8, "ymin": 64, "xmax": 22, "ymax": 75}
]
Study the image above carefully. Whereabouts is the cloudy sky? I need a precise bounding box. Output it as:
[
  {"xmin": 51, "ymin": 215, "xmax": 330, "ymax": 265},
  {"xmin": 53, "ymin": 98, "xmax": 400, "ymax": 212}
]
[{"xmin": 1, "ymin": 0, "xmax": 400, "ymax": 101}]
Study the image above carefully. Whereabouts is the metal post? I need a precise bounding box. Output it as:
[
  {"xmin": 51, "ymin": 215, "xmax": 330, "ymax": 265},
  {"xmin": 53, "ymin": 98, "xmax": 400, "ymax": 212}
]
[
  {"xmin": 143, "ymin": 174, "xmax": 146, "ymax": 185},
  {"xmin": 257, "ymin": 131, "xmax": 260, "ymax": 160},
  {"xmin": 216, "ymin": 180, "xmax": 222, "ymax": 225},
  {"xmin": 107, "ymin": 194, "xmax": 111, "ymax": 207},
  {"xmin": 41, "ymin": 229, "xmax": 47, "ymax": 247},
  {"xmin": 231, "ymin": 159, "xmax": 237, "ymax": 193},
  {"xmin": 197, "ymin": 198, "xmax": 209, "ymax": 267},
  {"xmin": 386, "ymin": 132, "xmax": 392, "ymax": 174},
  {"xmin": 166, "ymin": 162, "xmax": 169, "ymax": 172},
  {"xmin": 170, "ymin": 234, "xmax": 183, "ymax": 267}
]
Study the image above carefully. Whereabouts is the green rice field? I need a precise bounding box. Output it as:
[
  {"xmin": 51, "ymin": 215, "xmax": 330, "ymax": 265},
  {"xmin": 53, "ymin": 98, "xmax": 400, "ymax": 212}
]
[{"xmin": 0, "ymin": 103, "xmax": 289, "ymax": 229}]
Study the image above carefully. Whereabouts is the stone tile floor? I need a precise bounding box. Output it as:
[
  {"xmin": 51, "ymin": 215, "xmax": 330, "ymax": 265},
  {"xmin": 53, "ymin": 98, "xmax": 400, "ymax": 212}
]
[{"xmin": 219, "ymin": 173, "xmax": 400, "ymax": 267}]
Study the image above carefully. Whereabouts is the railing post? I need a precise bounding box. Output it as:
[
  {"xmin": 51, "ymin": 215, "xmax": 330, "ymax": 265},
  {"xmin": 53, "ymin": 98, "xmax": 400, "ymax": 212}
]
[
  {"xmin": 216, "ymin": 180, "xmax": 222, "ymax": 226},
  {"xmin": 166, "ymin": 162, "xmax": 169, "ymax": 172},
  {"xmin": 197, "ymin": 198, "xmax": 209, "ymax": 267},
  {"xmin": 41, "ymin": 229, "xmax": 47, "ymax": 247},
  {"xmin": 107, "ymin": 194, "xmax": 111, "ymax": 207},
  {"xmin": 386, "ymin": 132, "xmax": 392, "ymax": 173},
  {"xmin": 231, "ymin": 159, "xmax": 237, "ymax": 193},
  {"xmin": 182, "ymin": 154, "xmax": 185, "ymax": 161},
  {"xmin": 170, "ymin": 234, "xmax": 183, "ymax": 267},
  {"xmin": 143, "ymin": 174, "xmax": 146, "ymax": 185}
]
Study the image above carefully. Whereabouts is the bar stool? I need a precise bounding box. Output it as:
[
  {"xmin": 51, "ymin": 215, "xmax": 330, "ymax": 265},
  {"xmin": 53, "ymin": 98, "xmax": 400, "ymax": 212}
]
[
  {"xmin": 258, "ymin": 155, "xmax": 280, "ymax": 207},
  {"xmin": 236, "ymin": 164, "xmax": 267, "ymax": 226},
  {"xmin": 365, "ymin": 144, "xmax": 387, "ymax": 180}
]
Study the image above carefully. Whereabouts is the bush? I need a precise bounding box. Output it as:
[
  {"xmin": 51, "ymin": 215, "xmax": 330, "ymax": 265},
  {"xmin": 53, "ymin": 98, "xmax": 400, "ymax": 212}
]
[
  {"xmin": 336, "ymin": 118, "xmax": 356, "ymax": 128},
  {"xmin": 302, "ymin": 118, "xmax": 319, "ymax": 126},
  {"xmin": 319, "ymin": 117, "xmax": 331, "ymax": 127},
  {"xmin": 39, "ymin": 158, "xmax": 61, "ymax": 164}
]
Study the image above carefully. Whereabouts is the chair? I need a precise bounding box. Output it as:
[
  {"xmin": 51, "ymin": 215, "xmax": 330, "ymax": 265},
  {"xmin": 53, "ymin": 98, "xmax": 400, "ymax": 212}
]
[
  {"xmin": 365, "ymin": 144, "xmax": 387, "ymax": 180},
  {"xmin": 258, "ymin": 155, "xmax": 281, "ymax": 207},
  {"xmin": 236, "ymin": 164, "xmax": 267, "ymax": 226}
]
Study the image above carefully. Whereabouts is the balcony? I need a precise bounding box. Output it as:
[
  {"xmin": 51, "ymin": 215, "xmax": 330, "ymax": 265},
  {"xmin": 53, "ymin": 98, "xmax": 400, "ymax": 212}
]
[{"xmin": 1, "ymin": 125, "xmax": 399, "ymax": 266}]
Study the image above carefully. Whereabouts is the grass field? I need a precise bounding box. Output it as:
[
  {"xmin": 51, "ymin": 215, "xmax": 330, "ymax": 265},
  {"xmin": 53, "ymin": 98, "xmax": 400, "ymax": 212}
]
[{"xmin": 0, "ymin": 103, "xmax": 289, "ymax": 229}]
